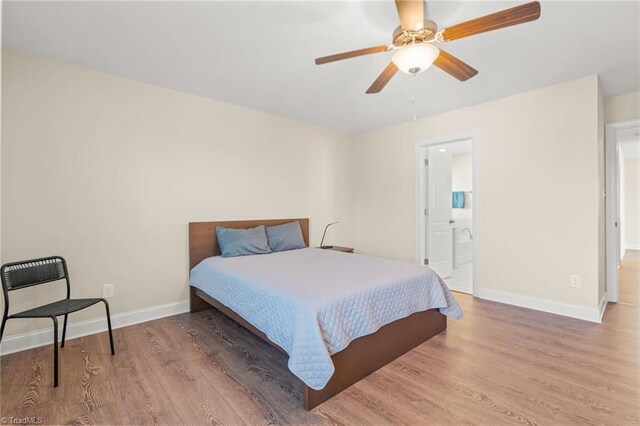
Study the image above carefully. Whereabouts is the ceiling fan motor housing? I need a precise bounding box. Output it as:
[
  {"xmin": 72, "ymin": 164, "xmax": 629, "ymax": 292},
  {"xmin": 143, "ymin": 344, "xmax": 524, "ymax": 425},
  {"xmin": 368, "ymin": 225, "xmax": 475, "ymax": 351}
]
[{"xmin": 392, "ymin": 20, "xmax": 438, "ymax": 46}]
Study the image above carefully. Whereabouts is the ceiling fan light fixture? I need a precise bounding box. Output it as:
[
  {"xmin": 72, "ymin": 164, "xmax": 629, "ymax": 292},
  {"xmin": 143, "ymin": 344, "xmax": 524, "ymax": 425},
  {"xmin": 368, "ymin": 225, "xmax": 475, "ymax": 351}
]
[{"xmin": 392, "ymin": 43, "xmax": 439, "ymax": 75}]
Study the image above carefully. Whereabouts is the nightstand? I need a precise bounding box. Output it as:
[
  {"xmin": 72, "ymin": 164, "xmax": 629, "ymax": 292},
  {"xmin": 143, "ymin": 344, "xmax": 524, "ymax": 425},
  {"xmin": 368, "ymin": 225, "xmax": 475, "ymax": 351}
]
[{"xmin": 319, "ymin": 246, "xmax": 354, "ymax": 253}]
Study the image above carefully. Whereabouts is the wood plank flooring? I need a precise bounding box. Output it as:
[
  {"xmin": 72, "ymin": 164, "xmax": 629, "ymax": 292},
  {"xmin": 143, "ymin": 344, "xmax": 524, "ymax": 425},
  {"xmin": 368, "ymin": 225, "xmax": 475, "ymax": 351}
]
[
  {"xmin": 620, "ymin": 249, "xmax": 639, "ymax": 306},
  {"xmin": 1, "ymin": 291, "xmax": 639, "ymax": 425}
]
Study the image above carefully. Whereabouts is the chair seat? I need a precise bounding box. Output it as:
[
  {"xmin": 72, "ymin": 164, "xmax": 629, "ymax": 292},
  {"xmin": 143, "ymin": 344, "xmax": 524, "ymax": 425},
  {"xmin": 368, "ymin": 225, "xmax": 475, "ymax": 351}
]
[{"xmin": 10, "ymin": 298, "xmax": 103, "ymax": 318}]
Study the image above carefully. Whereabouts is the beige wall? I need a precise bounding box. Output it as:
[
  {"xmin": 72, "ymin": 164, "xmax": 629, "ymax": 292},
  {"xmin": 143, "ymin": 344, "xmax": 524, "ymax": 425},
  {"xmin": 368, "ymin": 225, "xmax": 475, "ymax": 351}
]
[
  {"xmin": 623, "ymin": 158, "xmax": 640, "ymax": 248},
  {"xmin": 353, "ymin": 76, "xmax": 602, "ymax": 310},
  {"xmin": 1, "ymin": 51, "xmax": 354, "ymax": 336},
  {"xmin": 605, "ymin": 91, "xmax": 640, "ymax": 123},
  {"xmin": 597, "ymin": 79, "xmax": 606, "ymax": 301},
  {"xmin": 1, "ymin": 6, "xmax": 3, "ymax": 265},
  {"xmin": 1, "ymin": 49, "xmax": 612, "ymax": 334}
]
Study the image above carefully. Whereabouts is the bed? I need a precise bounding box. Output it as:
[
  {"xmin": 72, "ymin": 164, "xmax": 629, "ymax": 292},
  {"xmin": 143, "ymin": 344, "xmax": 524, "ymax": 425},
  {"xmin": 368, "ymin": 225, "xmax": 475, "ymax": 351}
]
[{"xmin": 188, "ymin": 218, "xmax": 462, "ymax": 410}]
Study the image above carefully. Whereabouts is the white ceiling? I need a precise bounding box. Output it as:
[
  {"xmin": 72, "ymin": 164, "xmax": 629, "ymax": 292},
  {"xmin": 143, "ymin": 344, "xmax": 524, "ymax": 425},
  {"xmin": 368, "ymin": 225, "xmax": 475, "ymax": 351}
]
[{"xmin": 3, "ymin": 1, "xmax": 639, "ymax": 133}]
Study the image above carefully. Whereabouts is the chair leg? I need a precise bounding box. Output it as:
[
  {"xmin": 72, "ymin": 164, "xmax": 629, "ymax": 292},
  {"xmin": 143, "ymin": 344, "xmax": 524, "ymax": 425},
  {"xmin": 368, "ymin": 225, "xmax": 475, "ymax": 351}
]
[
  {"xmin": 102, "ymin": 299, "xmax": 115, "ymax": 356},
  {"xmin": 61, "ymin": 314, "xmax": 69, "ymax": 348},
  {"xmin": 51, "ymin": 316, "xmax": 59, "ymax": 388},
  {"xmin": 0, "ymin": 316, "xmax": 8, "ymax": 344}
]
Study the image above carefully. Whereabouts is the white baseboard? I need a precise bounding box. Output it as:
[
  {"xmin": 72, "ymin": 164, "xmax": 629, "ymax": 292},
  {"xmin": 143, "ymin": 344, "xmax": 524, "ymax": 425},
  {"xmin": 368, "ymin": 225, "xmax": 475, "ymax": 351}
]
[
  {"xmin": 624, "ymin": 243, "xmax": 640, "ymax": 251},
  {"xmin": 0, "ymin": 300, "xmax": 190, "ymax": 356},
  {"xmin": 447, "ymin": 284, "xmax": 473, "ymax": 295},
  {"xmin": 475, "ymin": 288, "xmax": 603, "ymax": 323},
  {"xmin": 1, "ymin": 288, "xmax": 608, "ymax": 354}
]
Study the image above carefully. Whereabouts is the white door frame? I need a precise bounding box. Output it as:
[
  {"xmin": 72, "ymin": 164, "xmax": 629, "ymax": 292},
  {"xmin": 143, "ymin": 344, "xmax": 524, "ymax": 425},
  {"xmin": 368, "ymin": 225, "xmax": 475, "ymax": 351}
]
[
  {"xmin": 605, "ymin": 119, "xmax": 640, "ymax": 303},
  {"xmin": 415, "ymin": 131, "xmax": 481, "ymax": 295}
]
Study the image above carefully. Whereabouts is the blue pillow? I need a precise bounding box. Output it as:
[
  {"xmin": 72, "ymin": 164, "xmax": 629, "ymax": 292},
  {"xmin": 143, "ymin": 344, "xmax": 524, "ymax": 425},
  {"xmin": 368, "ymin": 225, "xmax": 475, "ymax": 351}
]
[
  {"xmin": 216, "ymin": 225, "xmax": 272, "ymax": 258},
  {"xmin": 265, "ymin": 221, "xmax": 306, "ymax": 252}
]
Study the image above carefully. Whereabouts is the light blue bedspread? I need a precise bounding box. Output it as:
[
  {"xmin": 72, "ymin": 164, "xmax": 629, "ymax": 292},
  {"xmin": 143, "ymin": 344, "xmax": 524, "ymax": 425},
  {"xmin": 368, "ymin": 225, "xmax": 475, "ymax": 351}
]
[{"xmin": 190, "ymin": 248, "xmax": 462, "ymax": 390}]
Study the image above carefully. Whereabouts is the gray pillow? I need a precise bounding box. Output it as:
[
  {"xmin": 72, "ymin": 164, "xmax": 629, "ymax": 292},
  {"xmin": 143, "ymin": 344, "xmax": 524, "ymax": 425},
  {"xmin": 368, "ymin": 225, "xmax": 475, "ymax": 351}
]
[
  {"xmin": 265, "ymin": 221, "xmax": 306, "ymax": 252},
  {"xmin": 216, "ymin": 225, "xmax": 272, "ymax": 258}
]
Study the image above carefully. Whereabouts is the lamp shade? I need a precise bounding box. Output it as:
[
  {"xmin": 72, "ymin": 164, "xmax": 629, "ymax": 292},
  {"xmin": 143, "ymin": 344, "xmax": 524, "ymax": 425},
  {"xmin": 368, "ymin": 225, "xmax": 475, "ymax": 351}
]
[{"xmin": 392, "ymin": 43, "xmax": 440, "ymax": 75}]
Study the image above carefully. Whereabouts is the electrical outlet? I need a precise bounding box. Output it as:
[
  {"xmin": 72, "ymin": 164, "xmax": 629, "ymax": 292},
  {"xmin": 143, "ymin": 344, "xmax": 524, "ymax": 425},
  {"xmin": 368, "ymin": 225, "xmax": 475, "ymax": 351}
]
[
  {"xmin": 103, "ymin": 284, "xmax": 115, "ymax": 298},
  {"xmin": 570, "ymin": 275, "xmax": 581, "ymax": 288}
]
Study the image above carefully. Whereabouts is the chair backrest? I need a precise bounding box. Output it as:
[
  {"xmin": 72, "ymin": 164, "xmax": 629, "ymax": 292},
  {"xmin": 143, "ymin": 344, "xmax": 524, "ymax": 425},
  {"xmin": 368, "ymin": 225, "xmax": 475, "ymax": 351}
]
[{"xmin": 1, "ymin": 256, "xmax": 69, "ymax": 293}]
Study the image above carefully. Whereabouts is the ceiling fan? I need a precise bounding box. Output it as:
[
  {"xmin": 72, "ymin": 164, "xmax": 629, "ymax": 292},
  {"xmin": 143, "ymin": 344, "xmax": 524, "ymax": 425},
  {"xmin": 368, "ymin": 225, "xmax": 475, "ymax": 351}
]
[{"xmin": 315, "ymin": 0, "xmax": 541, "ymax": 94}]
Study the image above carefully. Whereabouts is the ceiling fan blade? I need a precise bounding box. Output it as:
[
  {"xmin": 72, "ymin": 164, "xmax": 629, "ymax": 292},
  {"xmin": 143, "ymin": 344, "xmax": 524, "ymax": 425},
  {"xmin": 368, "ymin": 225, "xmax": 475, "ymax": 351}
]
[
  {"xmin": 315, "ymin": 45, "xmax": 389, "ymax": 65},
  {"xmin": 440, "ymin": 1, "xmax": 541, "ymax": 42},
  {"xmin": 395, "ymin": 0, "xmax": 425, "ymax": 31},
  {"xmin": 366, "ymin": 62, "xmax": 399, "ymax": 94},
  {"xmin": 434, "ymin": 50, "xmax": 478, "ymax": 81}
]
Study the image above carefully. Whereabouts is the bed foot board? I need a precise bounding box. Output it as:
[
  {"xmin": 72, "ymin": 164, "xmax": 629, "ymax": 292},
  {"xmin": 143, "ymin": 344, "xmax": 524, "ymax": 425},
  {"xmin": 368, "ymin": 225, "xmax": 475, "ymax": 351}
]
[
  {"xmin": 303, "ymin": 309, "xmax": 447, "ymax": 410},
  {"xmin": 190, "ymin": 285, "xmax": 446, "ymax": 411}
]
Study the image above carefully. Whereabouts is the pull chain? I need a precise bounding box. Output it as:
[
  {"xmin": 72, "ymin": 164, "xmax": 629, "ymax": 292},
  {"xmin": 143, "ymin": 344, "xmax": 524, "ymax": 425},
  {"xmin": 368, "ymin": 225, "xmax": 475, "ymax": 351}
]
[
  {"xmin": 410, "ymin": 34, "xmax": 418, "ymax": 122},
  {"xmin": 411, "ymin": 35, "xmax": 416, "ymax": 104},
  {"xmin": 411, "ymin": 71, "xmax": 417, "ymax": 122},
  {"xmin": 411, "ymin": 71, "xmax": 415, "ymax": 104}
]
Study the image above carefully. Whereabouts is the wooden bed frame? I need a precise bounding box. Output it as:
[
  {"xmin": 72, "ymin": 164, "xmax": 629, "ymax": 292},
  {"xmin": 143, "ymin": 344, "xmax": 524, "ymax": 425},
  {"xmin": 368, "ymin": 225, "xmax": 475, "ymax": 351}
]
[{"xmin": 188, "ymin": 218, "xmax": 447, "ymax": 410}]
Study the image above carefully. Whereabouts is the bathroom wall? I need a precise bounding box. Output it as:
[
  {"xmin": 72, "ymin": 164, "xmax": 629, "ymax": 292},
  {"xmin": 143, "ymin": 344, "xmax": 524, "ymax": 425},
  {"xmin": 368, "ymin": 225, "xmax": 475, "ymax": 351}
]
[{"xmin": 451, "ymin": 150, "xmax": 472, "ymax": 231}]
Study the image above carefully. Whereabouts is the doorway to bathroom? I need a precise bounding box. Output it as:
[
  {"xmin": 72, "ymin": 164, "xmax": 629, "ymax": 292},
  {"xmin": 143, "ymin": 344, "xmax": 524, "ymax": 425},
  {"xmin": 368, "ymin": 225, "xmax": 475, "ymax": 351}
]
[{"xmin": 415, "ymin": 134, "xmax": 479, "ymax": 295}]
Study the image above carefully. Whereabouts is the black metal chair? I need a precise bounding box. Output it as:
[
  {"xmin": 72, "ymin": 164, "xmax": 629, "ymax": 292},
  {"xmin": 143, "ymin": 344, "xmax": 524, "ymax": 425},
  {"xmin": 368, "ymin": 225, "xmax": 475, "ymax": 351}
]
[{"xmin": 0, "ymin": 256, "xmax": 115, "ymax": 387}]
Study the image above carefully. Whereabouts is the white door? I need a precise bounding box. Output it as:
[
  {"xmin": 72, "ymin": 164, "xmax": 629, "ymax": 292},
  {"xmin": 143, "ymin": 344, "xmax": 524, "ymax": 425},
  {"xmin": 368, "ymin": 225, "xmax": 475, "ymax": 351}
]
[{"xmin": 426, "ymin": 147, "xmax": 453, "ymax": 278}]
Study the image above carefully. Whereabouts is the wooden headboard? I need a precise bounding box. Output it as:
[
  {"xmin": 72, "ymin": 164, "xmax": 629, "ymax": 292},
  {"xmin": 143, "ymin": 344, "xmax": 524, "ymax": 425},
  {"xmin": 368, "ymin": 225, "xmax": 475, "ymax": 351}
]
[{"xmin": 188, "ymin": 218, "xmax": 310, "ymax": 269}]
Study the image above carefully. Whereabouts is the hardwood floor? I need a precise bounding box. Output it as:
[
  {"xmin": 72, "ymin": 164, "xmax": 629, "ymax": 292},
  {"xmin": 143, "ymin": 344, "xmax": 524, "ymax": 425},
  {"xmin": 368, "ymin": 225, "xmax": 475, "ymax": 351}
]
[
  {"xmin": 1, "ymin": 293, "xmax": 638, "ymax": 425},
  {"xmin": 619, "ymin": 249, "xmax": 640, "ymax": 306}
]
